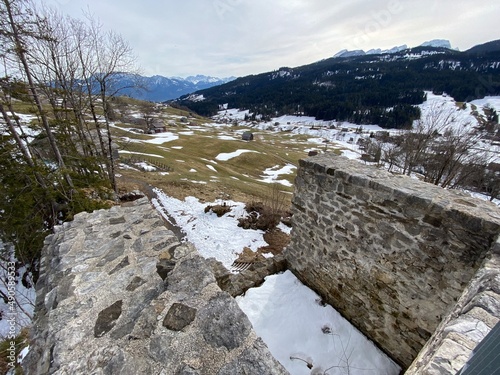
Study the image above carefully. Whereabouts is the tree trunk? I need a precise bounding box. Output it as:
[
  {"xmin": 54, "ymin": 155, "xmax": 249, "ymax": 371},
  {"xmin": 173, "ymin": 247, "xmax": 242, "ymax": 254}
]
[{"xmin": 3, "ymin": 0, "xmax": 73, "ymax": 188}]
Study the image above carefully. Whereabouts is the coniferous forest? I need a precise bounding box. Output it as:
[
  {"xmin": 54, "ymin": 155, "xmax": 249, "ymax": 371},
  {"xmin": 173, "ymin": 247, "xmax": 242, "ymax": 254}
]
[{"xmin": 179, "ymin": 46, "xmax": 500, "ymax": 129}]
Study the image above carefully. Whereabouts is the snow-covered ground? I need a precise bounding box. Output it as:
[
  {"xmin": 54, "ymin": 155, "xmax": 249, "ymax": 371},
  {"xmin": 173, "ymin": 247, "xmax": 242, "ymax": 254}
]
[
  {"xmin": 152, "ymin": 190, "xmax": 268, "ymax": 269},
  {"xmin": 0, "ymin": 242, "xmax": 35, "ymax": 339},
  {"xmin": 210, "ymin": 93, "xmax": 500, "ymax": 160},
  {"xmin": 261, "ymin": 164, "xmax": 296, "ymax": 186},
  {"xmin": 237, "ymin": 271, "xmax": 401, "ymax": 375},
  {"xmin": 151, "ymin": 189, "xmax": 400, "ymax": 374},
  {"xmin": 208, "ymin": 93, "xmax": 500, "ymax": 195},
  {"xmin": 215, "ymin": 149, "xmax": 260, "ymax": 161}
]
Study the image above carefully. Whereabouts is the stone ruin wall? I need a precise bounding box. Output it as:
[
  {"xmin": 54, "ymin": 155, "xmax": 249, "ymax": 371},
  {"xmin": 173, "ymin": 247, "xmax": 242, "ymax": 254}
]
[
  {"xmin": 285, "ymin": 154, "xmax": 500, "ymax": 372},
  {"xmin": 23, "ymin": 197, "xmax": 288, "ymax": 375},
  {"xmin": 22, "ymin": 154, "xmax": 500, "ymax": 374}
]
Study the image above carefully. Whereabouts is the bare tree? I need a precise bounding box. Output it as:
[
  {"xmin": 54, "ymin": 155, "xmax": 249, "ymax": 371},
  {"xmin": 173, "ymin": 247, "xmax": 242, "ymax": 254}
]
[
  {"xmin": 0, "ymin": 0, "xmax": 74, "ymax": 189},
  {"xmin": 381, "ymin": 102, "xmax": 492, "ymax": 190},
  {"xmin": 423, "ymin": 125, "xmax": 484, "ymax": 187},
  {"xmin": 87, "ymin": 16, "xmax": 139, "ymax": 191}
]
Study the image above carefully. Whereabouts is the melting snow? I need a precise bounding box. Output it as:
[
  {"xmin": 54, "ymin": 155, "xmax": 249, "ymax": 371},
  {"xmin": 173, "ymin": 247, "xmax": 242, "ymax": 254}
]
[
  {"xmin": 206, "ymin": 165, "xmax": 217, "ymax": 173},
  {"xmin": 142, "ymin": 132, "xmax": 179, "ymax": 144},
  {"xmin": 261, "ymin": 164, "xmax": 296, "ymax": 186},
  {"xmin": 152, "ymin": 190, "xmax": 267, "ymax": 268},
  {"xmin": 237, "ymin": 271, "xmax": 401, "ymax": 375},
  {"xmin": 215, "ymin": 149, "xmax": 259, "ymax": 161},
  {"xmin": 118, "ymin": 150, "xmax": 164, "ymax": 158}
]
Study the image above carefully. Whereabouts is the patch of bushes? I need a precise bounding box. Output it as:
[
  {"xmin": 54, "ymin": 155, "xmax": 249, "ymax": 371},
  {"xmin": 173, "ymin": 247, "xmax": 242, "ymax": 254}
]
[
  {"xmin": 204, "ymin": 204, "xmax": 232, "ymax": 217},
  {"xmin": 237, "ymin": 202, "xmax": 281, "ymax": 231}
]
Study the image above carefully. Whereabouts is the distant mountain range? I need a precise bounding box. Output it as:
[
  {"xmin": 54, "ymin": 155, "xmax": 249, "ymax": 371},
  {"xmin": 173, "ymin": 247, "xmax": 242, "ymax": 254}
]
[
  {"xmin": 177, "ymin": 39, "xmax": 500, "ymax": 129},
  {"xmin": 116, "ymin": 74, "xmax": 236, "ymax": 102},
  {"xmin": 333, "ymin": 39, "xmax": 453, "ymax": 58}
]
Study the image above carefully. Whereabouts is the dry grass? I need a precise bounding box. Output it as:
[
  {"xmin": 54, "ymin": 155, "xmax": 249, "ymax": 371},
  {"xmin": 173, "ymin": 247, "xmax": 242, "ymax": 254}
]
[{"xmin": 108, "ymin": 100, "xmax": 346, "ymax": 204}]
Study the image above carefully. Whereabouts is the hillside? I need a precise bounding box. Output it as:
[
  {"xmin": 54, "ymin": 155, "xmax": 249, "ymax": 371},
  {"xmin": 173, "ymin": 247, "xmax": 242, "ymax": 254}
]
[
  {"xmin": 466, "ymin": 39, "xmax": 500, "ymax": 54},
  {"xmin": 178, "ymin": 43, "xmax": 500, "ymax": 129}
]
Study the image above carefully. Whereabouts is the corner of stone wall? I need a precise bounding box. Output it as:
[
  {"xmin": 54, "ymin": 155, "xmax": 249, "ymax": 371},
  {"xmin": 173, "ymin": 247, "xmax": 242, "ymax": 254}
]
[
  {"xmin": 405, "ymin": 236, "xmax": 500, "ymax": 374},
  {"xmin": 285, "ymin": 154, "xmax": 500, "ymax": 370}
]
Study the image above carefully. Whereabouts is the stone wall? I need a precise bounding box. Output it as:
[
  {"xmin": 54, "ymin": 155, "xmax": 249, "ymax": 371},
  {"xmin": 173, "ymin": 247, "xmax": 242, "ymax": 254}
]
[
  {"xmin": 406, "ymin": 242, "xmax": 500, "ymax": 374},
  {"xmin": 23, "ymin": 198, "xmax": 287, "ymax": 374},
  {"xmin": 285, "ymin": 154, "xmax": 500, "ymax": 369}
]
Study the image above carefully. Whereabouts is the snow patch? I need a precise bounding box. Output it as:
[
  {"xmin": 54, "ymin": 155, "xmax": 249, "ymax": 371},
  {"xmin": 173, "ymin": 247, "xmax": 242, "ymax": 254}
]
[
  {"xmin": 260, "ymin": 164, "xmax": 296, "ymax": 186},
  {"xmin": 215, "ymin": 149, "xmax": 259, "ymax": 161},
  {"xmin": 237, "ymin": 271, "xmax": 401, "ymax": 375},
  {"xmin": 152, "ymin": 191, "xmax": 267, "ymax": 268}
]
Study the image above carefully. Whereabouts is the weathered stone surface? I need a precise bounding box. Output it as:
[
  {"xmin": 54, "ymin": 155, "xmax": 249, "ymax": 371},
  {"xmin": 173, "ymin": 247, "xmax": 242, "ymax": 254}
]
[
  {"xmin": 218, "ymin": 338, "xmax": 289, "ymax": 375},
  {"xmin": 406, "ymin": 251, "xmax": 500, "ymax": 374},
  {"xmin": 163, "ymin": 303, "xmax": 197, "ymax": 331},
  {"xmin": 207, "ymin": 255, "xmax": 288, "ymax": 297},
  {"xmin": 156, "ymin": 258, "xmax": 176, "ymax": 280},
  {"xmin": 23, "ymin": 197, "xmax": 288, "ymax": 375},
  {"xmin": 285, "ymin": 154, "xmax": 500, "ymax": 370},
  {"xmin": 126, "ymin": 276, "xmax": 146, "ymax": 291},
  {"xmin": 198, "ymin": 292, "xmax": 252, "ymax": 350},
  {"xmin": 94, "ymin": 300, "xmax": 123, "ymax": 338}
]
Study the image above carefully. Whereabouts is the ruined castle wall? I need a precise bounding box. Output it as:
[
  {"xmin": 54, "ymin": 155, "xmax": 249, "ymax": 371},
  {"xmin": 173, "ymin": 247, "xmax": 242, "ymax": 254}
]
[
  {"xmin": 23, "ymin": 198, "xmax": 287, "ymax": 375},
  {"xmin": 406, "ymin": 245, "xmax": 500, "ymax": 374},
  {"xmin": 285, "ymin": 154, "xmax": 500, "ymax": 369}
]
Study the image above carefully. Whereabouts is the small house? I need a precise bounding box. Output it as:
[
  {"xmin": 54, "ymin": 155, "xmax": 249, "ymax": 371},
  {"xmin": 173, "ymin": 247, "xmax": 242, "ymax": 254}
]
[
  {"xmin": 148, "ymin": 119, "xmax": 166, "ymax": 134},
  {"xmin": 242, "ymin": 132, "xmax": 254, "ymax": 141}
]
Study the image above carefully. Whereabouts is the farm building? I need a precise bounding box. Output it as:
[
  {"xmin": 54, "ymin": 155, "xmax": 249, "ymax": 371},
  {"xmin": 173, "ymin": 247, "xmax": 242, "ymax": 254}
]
[{"xmin": 242, "ymin": 132, "xmax": 254, "ymax": 141}]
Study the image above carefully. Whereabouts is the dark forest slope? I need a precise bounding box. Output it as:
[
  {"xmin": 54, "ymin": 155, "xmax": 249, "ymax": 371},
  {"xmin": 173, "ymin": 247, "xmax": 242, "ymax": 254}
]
[{"xmin": 178, "ymin": 44, "xmax": 500, "ymax": 129}]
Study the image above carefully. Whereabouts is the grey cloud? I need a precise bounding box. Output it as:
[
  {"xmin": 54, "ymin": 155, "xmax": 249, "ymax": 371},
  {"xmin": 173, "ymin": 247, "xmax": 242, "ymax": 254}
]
[{"xmin": 42, "ymin": 0, "xmax": 499, "ymax": 77}]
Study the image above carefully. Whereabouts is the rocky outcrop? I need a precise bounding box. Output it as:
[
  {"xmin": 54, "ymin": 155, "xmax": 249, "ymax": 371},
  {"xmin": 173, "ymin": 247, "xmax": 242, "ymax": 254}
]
[
  {"xmin": 285, "ymin": 154, "xmax": 500, "ymax": 370},
  {"xmin": 23, "ymin": 197, "xmax": 288, "ymax": 374}
]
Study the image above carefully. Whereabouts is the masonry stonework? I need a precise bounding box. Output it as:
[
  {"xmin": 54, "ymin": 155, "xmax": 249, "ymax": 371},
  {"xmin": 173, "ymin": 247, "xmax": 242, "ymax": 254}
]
[
  {"xmin": 285, "ymin": 154, "xmax": 500, "ymax": 369},
  {"xmin": 23, "ymin": 197, "xmax": 287, "ymax": 374}
]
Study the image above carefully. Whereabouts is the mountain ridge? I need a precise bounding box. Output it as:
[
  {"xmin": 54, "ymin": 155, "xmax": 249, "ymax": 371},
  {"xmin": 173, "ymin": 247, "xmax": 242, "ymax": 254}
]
[
  {"xmin": 334, "ymin": 39, "xmax": 452, "ymax": 59},
  {"xmin": 177, "ymin": 40, "xmax": 500, "ymax": 129},
  {"xmin": 116, "ymin": 74, "xmax": 236, "ymax": 102}
]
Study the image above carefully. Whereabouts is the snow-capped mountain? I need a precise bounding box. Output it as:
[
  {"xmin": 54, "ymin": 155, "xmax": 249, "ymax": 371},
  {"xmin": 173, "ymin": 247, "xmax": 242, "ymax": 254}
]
[
  {"xmin": 333, "ymin": 49, "xmax": 365, "ymax": 58},
  {"xmin": 179, "ymin": 38, "xmax": 500, "ymax": 128},
  {"xmin": 419, "ymin": 39, "xmax": 453, "ymax": 49},
  {"xmin": 172, "ymin": 75, "xmax": 233, "ymax": 85},
  {"xmin": 367, "ymin": 45, "xmax": 408, "ymax": 55},
  {"xmin": 333, "ymin": 40, "xmax": 452, "ymax": 58},
  {"xmin": 115, "ymin": 74, "xmax": 236, "ymax": 102}
]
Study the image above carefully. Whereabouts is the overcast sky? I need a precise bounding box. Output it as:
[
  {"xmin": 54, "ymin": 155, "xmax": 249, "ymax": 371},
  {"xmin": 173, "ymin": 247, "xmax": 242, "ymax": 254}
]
[{"xmin": 41, "ymin": 0, "xmax": 499, "ymax": 78}]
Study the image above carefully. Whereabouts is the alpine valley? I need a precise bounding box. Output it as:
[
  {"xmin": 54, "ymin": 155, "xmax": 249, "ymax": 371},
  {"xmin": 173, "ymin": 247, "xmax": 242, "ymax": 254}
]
[{"xmin": 174, "ymin": 39, "xmax": 500, "ymax": 129}]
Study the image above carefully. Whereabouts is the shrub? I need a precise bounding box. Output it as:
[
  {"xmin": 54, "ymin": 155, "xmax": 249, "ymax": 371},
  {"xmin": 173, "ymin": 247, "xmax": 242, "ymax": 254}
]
[{"xmin": 204, "ymin": 204, "xmax": 231, "ymax": 217}]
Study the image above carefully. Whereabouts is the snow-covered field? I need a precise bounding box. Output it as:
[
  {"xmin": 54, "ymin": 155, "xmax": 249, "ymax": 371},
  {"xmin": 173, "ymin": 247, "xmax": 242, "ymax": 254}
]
[
  {"xmin": 152, "ymin": 189, "xmax": 400, "ymax": 374},
  {"xmin": 238, "ymin": 271, "xmax": 401, "ymax": 375},
  {"xmin": 209, "ymin": 92, "xmax": 500, "ymax": 164}
]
